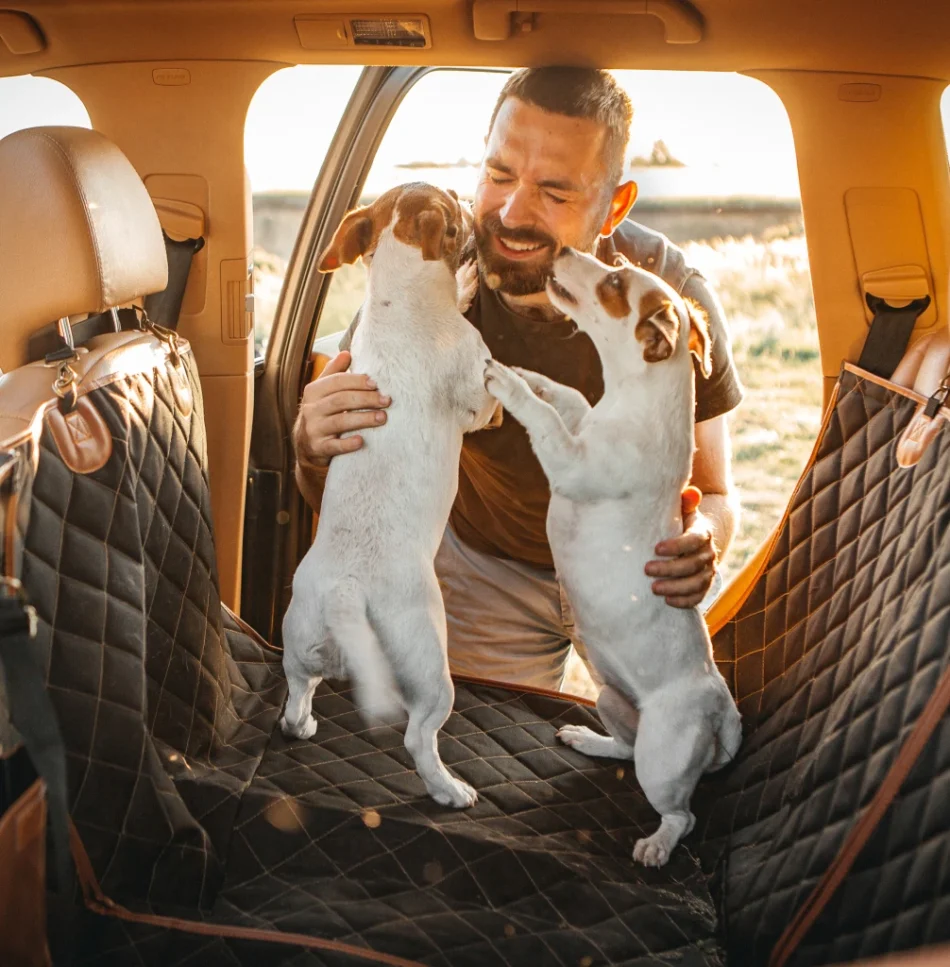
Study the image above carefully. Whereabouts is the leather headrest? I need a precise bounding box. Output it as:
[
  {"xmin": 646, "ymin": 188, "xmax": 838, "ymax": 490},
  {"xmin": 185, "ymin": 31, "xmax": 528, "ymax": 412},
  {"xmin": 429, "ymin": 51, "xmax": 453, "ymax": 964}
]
[{"xmin": 0, "ymin": 126, "xmax": 168, "ymax": 372}]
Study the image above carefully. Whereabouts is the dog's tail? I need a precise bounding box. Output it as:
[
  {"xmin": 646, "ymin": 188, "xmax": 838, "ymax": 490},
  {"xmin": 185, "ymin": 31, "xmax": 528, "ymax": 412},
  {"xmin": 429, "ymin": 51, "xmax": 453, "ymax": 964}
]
[{"xmin": 327, "ymin": 589, "xmax": 403, "ymax": 724}]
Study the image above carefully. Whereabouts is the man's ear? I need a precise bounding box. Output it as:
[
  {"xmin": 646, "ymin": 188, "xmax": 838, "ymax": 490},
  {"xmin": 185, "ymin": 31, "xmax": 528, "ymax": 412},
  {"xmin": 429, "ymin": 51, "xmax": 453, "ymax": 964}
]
[
  {"xmin": 634, "ymin": 294, "xmax": 679, "ymax": 364},
  {"xmin": 686, "ymin": 299, "xmax": 712, "ymax": 378},
  {"xmin": 599, "ymin": 180, "xmax": 638, "ymax": 237},
  {"xmin": 417, "ymin": 208, "xmax": 448, "ymax": 261},
  {"xmin": 318, "ymin": 207, "xmax": 374, "ymax": 272}
]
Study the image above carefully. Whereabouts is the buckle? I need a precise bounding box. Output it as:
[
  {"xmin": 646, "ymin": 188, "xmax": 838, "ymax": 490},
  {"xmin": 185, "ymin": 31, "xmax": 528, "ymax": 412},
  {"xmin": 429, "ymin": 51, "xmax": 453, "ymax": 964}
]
[{"xmin": 0, "ymin": 577, "xmax": 37, "ymax": 637}]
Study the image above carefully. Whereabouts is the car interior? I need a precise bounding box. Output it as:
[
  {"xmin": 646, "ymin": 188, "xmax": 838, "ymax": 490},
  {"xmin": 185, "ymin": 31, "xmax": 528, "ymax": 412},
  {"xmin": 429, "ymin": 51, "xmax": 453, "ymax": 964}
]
[{"xmin": 0, "ymin": 1, "xmax": 949, "ymax": 965}]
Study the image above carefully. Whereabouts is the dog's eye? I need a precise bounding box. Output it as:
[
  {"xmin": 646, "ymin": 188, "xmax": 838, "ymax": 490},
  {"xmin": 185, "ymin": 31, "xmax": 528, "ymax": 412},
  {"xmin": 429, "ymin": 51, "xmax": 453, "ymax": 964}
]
[{"xmin": 445, "ymin": 225, "xmax": 458, "ymax": 239}]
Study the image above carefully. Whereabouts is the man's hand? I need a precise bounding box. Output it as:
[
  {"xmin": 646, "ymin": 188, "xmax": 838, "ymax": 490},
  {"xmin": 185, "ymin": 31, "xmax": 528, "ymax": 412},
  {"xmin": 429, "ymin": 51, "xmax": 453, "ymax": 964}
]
[
  {"xmin": 294, "ymin": 351, "xmax": 391, "ymax": 468},
  {"xmin": 645, "ymin": 486, "xmax": 718, "ymax": 609}
]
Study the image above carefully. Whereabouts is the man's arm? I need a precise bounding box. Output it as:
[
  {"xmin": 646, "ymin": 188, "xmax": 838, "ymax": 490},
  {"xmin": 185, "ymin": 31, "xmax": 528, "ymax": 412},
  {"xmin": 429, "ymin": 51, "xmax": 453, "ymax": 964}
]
[{"xmin": 646, "ymin": 415, "xmax": 738, "ymax": 608}]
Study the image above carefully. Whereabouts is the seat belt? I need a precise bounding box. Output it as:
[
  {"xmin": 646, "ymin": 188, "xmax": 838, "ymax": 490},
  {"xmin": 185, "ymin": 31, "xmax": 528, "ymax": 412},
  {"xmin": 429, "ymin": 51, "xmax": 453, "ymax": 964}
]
[
  {"xmin": 143, "ymin": 231, "xmax": 205, "ymax": 331},
  {"xmin": 26, "ymin": 230, "xmax": 204, "ymax": 363},
  {"xmin": 856, "ymin": 293, "xmax": 931, "ymax": 380}
]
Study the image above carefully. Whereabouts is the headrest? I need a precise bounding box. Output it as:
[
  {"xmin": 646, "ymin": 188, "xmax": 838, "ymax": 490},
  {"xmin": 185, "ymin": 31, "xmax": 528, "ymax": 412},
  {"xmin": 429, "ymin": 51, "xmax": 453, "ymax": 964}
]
[{"xmin": 0, "ymin": 126, "xmax": 168, "ymax": 372}]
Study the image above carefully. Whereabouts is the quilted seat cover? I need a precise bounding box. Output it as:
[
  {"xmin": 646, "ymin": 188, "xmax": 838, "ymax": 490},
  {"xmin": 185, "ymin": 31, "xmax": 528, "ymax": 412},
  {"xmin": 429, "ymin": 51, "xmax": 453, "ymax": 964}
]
[
  {"xmin": 703, "ymin": 366, "xmax": 950, "ymax": 965},
  {"xmin": 2, "ymin": 334, "xmax": 723, "ymax": 966}
]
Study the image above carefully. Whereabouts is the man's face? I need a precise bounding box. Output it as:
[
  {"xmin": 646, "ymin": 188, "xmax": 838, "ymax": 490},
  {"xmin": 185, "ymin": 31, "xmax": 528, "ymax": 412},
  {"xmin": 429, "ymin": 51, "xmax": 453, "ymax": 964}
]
[{"xmin": 474, "ymin": 97, "xmax": 614, "ymax": 297}]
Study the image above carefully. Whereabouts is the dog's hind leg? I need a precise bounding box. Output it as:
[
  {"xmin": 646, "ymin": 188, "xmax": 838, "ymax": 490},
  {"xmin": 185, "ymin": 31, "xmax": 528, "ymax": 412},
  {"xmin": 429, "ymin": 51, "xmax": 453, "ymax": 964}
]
[
  {"xmin": 280, "ymin": 598, "xmax": 324, "ymax": 741},
  {"xmin": 557, "ymin": 684, "xmax": 638, "ymax": 759},
  {"xmin": 631, "ymin": 705, "xmax": 716, "ymax": 867},
  {"xmin": 384, "ymin": 599, "xmax": 476, "ymax": 809}
]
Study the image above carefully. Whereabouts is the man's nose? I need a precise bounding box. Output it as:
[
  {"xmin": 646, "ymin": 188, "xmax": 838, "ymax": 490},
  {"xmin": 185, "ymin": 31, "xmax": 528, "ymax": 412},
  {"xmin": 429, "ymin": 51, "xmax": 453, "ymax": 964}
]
[{"xmin": 499, "ymin": 185, "xmax": 536, "ymax": 227}]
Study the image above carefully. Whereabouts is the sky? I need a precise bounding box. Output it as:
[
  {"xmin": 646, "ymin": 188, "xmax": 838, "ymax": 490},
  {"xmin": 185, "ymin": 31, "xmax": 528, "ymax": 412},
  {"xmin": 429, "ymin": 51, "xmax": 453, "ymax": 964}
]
[{"xmin": 3, "ymin": 67, "xmax": 950, "ymax": 201}]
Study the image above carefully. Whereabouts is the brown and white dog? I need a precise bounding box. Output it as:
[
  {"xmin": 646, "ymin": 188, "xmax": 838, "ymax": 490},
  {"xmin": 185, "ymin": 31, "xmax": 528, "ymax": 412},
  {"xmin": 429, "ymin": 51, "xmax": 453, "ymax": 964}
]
[
  {"xmin": 485, "ymin": 248, "xmax": 742, "ymax": 865},
  {"xmin": 281, "ymin": 183, "xmax": 500, "ymax": 808}
]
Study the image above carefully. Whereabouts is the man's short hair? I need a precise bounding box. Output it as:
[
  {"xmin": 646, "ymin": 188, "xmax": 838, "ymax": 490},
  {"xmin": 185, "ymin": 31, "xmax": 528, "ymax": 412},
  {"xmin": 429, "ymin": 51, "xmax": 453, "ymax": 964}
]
[{"xmin": 488, "ymin": 67, "xmax": 633, "ymax": 188}]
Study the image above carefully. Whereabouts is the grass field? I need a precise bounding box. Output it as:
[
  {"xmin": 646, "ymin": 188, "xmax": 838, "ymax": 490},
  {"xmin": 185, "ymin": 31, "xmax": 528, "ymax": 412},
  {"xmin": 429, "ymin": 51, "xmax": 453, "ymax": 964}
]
[{"xmin": 253, "ymin": 228, "xmax": 822, "ymax": 699}]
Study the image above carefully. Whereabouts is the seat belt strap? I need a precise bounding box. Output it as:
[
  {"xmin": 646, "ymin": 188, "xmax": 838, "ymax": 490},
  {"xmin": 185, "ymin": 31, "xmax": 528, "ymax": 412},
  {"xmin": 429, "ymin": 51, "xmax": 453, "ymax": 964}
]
[
  {"xmin": 0, "ymin": 584, "xmax": 71, "ymax": 895},
  {"xmin": 856, "ymin": 293, "xmax": 931, "ymax": 379},
  {"xmin": 143, "ymin": 231, "xmax": 205, "ymax": 331}
]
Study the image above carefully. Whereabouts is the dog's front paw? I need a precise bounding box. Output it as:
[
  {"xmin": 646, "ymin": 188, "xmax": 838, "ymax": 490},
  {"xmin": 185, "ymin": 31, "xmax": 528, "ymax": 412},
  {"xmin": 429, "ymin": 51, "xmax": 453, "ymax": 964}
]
[
  {"xmin": 511, "ymin": 366, "xmax": 555, "ymax": 402},
  {"xmin": 455, "ymin": 259, "xmax": 478, "ymax": 313},
  {"xmin": 430, "ymin": 776, "xmax": 478, "ymax": 809},
  {"xmin": 485, "ymin": 360, "xmax": 530, "ymax": 411},
  {"xmin": 280, "ymin": 713, "xmax": 317, "ymax": 741}
]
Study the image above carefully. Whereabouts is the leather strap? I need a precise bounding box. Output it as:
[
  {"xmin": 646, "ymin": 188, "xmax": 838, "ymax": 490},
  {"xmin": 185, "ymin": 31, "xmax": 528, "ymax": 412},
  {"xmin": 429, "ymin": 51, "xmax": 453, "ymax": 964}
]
[
  {"xmin": 857, "ymin": 294, "xmax": 931, "ymax": 380},
  {"xmin": 69, "ymin": 820, "xmax": 425, "ymax": 967},
  {"xmin": 769, "ymin": 658, "xmax": 950, "ymax": 967}
]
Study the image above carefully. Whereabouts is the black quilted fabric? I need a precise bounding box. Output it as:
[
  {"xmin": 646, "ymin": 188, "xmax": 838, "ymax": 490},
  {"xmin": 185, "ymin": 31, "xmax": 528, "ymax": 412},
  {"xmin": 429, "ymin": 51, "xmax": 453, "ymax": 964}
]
[
  {"xmin": 704, "ymin": 368, "xmax": 950, "ymax": 965},
  {"xmin": 10, "ymin": 333, "xmax": 948, "ymax": 966},
  {"xmin": 9, "ymin": 335, "xmax": 722, "ymax": 965}
]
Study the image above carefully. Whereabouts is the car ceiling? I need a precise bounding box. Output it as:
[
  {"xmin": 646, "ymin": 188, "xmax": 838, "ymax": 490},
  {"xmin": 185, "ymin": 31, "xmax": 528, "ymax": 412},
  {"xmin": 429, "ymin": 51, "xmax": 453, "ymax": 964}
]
[{"xmin": 1, "ymin": 1, "xmax": 950, "ymax": 80}]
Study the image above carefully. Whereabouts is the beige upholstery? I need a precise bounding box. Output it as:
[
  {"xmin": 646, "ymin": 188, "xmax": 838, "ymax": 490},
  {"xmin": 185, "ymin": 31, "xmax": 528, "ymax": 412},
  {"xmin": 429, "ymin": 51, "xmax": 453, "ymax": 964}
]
[{"xmin": 0, "ymin": 126, "xmax": 168, "ymax": 373}]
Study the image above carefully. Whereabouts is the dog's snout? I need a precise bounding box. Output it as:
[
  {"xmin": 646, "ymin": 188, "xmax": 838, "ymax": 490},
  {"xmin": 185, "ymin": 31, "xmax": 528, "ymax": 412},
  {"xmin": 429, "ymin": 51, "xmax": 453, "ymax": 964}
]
[{"xmin": 558, "ymin": 246, "xmax": 576, "ymax": 259}]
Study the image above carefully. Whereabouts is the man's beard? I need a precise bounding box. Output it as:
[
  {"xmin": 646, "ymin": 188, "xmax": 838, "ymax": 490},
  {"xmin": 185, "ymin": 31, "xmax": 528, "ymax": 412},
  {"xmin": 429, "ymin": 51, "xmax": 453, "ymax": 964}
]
[{"xmin": 473, "ymin": 214, "xmax": 561, "ymax": 296}]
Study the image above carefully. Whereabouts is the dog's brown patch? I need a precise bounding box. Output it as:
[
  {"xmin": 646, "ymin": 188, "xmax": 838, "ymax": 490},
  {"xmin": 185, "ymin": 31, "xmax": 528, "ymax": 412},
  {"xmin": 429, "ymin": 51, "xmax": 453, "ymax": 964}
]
[
  {"xmin": 595, "ymin": 269, "xmax": 632, "ymax": 318},
  {"xmin": 635, "ymin": 288, "xmax": 679, "ymax": 363}
]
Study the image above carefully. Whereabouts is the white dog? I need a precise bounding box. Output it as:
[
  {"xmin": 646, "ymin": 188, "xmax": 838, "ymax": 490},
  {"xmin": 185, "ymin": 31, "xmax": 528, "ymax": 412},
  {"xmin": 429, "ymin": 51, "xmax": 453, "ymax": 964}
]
[
  {"xmin": 281, "ymin": 184, "xmax": 500, "ymax": 809},
  {"xmin": 485, "ymin": 247, "xmax": 741, "ymax": 865}
]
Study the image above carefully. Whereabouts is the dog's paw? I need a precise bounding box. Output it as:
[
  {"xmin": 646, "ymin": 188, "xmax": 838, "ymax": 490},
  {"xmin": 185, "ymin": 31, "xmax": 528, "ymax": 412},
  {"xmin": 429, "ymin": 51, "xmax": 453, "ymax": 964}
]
[
  {"xmin": 455, "ymin": 259, "xmax": 478, "ymax": 313},
  {"xmin": 511, "ymin": 366, "xmax": 555, "ymax": 402},
  {"xmin": 485, "ymin": 360, "xmax": 529, "ymax": 408},
  {"xmin": 280, "ymin": 714, "xmax": 317, "ymax": 741},
  {"xmin": 430, "ymin": 776, "xmax": 478, "ymax": 809},
  {"xmin": 633, "ymin": 834, "xmax": 671, "ymax": 868}
]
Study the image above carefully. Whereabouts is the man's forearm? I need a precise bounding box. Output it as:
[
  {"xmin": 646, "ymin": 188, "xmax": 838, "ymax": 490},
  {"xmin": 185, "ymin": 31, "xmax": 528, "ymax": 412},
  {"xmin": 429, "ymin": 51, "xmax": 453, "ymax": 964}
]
[{"xmin": 697, "ymin": 490, "xmax": 739, "ymax": 562}]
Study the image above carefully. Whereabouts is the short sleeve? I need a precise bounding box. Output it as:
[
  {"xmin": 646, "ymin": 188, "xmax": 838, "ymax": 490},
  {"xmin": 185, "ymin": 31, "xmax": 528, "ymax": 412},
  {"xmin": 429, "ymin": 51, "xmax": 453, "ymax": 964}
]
[{"xmin": 682, "ymin": 272, "xmax": 744, "ymax": 423}]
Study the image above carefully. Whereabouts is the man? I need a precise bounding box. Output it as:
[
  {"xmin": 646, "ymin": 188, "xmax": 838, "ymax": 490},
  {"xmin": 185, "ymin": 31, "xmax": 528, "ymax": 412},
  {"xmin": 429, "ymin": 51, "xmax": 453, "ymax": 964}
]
[{"xmin": 293, "ymin": 67, "xmax": 743, "ymax": 691}]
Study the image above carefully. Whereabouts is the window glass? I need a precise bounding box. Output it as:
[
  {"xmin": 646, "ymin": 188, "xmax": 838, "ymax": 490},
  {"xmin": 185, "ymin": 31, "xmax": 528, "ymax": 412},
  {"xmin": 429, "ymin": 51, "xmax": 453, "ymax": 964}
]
[
  {"xmin": 245, "ymin": 65, "xmax": 363, "ymax": 354},
  {"xmin": 0, "ymin": 74, "xmax": 90, "ymax": 138}
]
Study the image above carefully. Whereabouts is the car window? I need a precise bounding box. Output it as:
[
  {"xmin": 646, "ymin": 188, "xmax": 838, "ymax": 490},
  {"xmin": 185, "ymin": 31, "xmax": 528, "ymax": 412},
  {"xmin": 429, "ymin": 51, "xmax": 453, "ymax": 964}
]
[
  {"xmin": 245, "ymin": 65, "xmax": 363, "ymax": 355},
  {"xmin": 0, "ymin": 74, "xmax": 91, "ymax": 138}
]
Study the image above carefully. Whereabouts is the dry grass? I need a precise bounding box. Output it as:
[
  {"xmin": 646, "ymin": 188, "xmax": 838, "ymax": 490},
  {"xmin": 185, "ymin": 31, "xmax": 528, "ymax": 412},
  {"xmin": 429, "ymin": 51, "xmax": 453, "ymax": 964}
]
[{"xmin": 254, "ymin": 231, "xmax": 822, "ymax": 701}]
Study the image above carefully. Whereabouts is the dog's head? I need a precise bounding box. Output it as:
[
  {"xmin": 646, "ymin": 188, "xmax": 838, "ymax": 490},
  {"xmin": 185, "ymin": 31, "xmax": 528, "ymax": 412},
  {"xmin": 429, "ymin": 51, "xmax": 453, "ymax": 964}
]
[
  {"xmin": 318, "ymin": 183, "xmax": 473, "ymax": 274},
  {"xmin": 547, "ymin": 248, "xmax": 712, "ymax": 378}
]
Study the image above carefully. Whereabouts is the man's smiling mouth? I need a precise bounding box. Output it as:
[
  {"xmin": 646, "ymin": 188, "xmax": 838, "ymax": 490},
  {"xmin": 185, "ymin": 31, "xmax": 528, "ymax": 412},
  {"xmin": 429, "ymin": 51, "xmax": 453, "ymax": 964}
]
[{"xmin": 495, "ymin": 236, "xmax": 548, "ymax": 258}]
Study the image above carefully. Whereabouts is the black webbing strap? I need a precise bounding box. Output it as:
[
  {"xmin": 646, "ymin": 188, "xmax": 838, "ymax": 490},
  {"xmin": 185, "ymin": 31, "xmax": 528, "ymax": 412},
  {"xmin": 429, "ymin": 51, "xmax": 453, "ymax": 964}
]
[
  {"xmin": 27, "ymin": 307, "xmax": 140, "ymax": 363},
  {"xmin": 0, "ymin": 586, "xmax": 71, "ymax": 894},
  {"xmin": 27, "ymin": 229, "xmax": 204, "ymax": 363},
  {"xmin": 143, "ymin": 231, "xmax": 205, "ymax": 331},
  {"xmin": 857, "ymin": 293, "xmax": 932, "ymax": 379}
]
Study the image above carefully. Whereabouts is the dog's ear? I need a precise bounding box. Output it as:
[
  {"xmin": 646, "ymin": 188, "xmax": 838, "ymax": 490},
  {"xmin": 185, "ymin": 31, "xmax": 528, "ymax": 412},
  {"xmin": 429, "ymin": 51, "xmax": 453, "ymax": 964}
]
[
  {"xmin": 318, "ymin": 207, "xmax": 374, "ymax": 272},
  {"xmin": 416, "ymin": 208, "xmax": 448, "ymax": 261},
  {"xmin": 635, "ymin": 291, "xmax": 679, "ymax": 364},
  {"xmin": 686, "ymin": 299, "xmax": 712, "ymax": 378}
]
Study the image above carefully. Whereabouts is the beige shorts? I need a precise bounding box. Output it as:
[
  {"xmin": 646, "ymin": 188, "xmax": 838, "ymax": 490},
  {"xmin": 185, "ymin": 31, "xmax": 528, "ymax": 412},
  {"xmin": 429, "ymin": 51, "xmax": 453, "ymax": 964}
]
[{"xmin": 435, "ymin": 524, "xmax": 723, "ymax": 693}]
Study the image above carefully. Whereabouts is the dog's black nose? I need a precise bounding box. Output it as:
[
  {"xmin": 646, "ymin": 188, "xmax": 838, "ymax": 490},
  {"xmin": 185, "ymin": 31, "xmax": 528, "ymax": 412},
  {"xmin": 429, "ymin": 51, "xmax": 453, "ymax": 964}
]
[{"xmin": 558, "ymin": 246, "xmax": 575, "ymax": 258}]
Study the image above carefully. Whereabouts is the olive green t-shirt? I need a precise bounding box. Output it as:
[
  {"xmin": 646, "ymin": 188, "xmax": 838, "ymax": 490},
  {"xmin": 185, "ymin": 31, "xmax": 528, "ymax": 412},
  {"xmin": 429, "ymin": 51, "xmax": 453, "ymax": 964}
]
[{"xmin": 449, "ymin": 219, "xmax": 744, "ymax": 569}]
